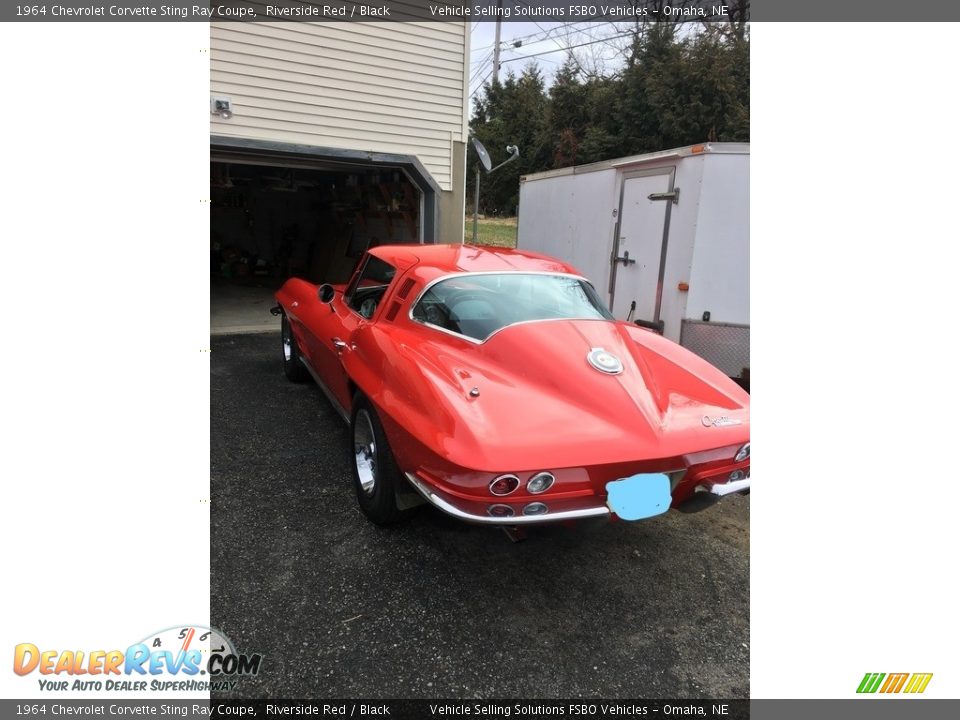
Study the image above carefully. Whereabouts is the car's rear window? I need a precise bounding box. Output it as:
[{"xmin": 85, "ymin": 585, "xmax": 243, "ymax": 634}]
[{"xmin": 411, "ymin": 273, "xmax": 612, "ymax": 342}]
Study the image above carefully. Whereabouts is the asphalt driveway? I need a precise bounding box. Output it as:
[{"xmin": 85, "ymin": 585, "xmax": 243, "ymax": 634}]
[{"xmin": 211, "ymin": 332, "xmax": 749, "ymax": 699}]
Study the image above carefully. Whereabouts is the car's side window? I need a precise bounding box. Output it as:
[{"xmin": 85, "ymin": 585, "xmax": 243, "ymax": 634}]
[{"xmin": 345, "ymin": 255, "xmax": 397, "ymax": 319}]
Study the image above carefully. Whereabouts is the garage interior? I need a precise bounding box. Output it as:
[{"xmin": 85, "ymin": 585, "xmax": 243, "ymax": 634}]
[{"xmin": 210, "ymin": 158, "xmax": 423, "ymax": 334}]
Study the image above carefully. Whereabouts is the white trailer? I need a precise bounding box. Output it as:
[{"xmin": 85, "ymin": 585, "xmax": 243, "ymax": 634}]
[{"xmin": 517, "ymin": 142, "xmax": 749, "ymax": 383}]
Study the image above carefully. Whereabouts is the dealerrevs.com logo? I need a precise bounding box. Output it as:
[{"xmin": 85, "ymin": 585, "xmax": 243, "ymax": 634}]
[
  {"xmin": 857, "ymin": 672, "xmax": 933, "ymax": 694},
  {"xmin": 13, "ymin": 625, "xmax": 262, "ymax": 693}
]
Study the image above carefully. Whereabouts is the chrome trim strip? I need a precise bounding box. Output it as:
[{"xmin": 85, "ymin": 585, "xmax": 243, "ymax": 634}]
[
  {"xmin": 406, "ymin": 271, "xmax": 604, "ymax": 345},
  {"xmin": 414, "ymin": 315, "xmax": 614, "ymax": 347},
  {"xmin": 410, "ymin": 270, "xmax": 590, "ymax": 309},
  {"xmin": 405, "ymin": 473, "xmax": 611, "ymax": 525},
  {"xmin": 412, "ymin": 319, "xmax": 484, "ymax": 345},
  {"xmin": 698, "ymin": 478, "xmax": 751, "ymax": 497},
  {"xmin": 299, "ymin": 357, "xmax": 350, "ymax": 424}
]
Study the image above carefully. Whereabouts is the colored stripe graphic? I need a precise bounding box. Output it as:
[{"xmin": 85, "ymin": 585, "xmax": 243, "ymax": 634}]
[
  {"xmin": 904, "ymin": 673, "xmax": 933, "ymax": 694},
  {"xmin": 857, "ymin": 672, "xmax": 932, "ymax": 694},
  {"xmin": 880, "ymin": 673, "xmax": 909, "ymax": 693},
  {"xmin": 857, "ymin": 673, "xmax": 885, "ymax": 693}
]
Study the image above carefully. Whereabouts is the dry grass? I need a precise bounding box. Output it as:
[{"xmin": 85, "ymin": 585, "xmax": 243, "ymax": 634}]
[{"xmin": 464, "ymin": 216, "xmax": 517, "ymax": 248}]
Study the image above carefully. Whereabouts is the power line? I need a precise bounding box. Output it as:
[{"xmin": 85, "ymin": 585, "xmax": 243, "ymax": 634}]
[
  {"xmin": 471, "ymin": 50, "xmax": 494, "ymax": 75},
  {"xmin": 469, "ymin": 69, "xmax": 493, "ymax": 98},
  {"xmin": 476, "ymin": 21, "xmax": 619, "ymax": 86},
  {"xmin": 470, "ymin": 48, "xmax": 496, "ymax": 87},
  {"xmin": 505, "ymin": 20, "xmax": 607, "ymax": 50},
  {"xmin": 471, "ymin": 25, "xmax": 636, "ymax": 99},
  {"xmin": 517, "ymin": 7, "xmax": 594, "ymax": 76},
  {"xmin": 471, "ymin": 48, "xmax": 494, "ymax": 67},
  {"xmin": 513, "ymin": 5, "xmax": 563, "ymax": 56},
  {"xmin": 470, "ymin": 63, "xmax": 491, "ymax": 85},
  {"xmin": 471, "ymin": 19, "xmax": 605, "ymax": 53},
  {"xmin": 499, "ymin": 31, "xmax": 636, "ymax": 65}
]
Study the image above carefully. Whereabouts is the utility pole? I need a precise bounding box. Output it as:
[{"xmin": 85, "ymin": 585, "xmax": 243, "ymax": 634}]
[{"xmin": 492, "ymin": 2, "xmax": 502, "ymax": 85}]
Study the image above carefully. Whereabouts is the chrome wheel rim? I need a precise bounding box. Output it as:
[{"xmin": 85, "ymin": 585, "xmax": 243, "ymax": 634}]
[
  {"xmin": 354, "ymin": 409, "xmax": 377, "ymax": 496},
  {"xmin": 282, "ymin": 324, "xmax": 292, "ymax": 361}
]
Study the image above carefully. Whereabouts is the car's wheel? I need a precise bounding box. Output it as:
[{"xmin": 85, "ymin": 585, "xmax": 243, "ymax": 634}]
[
  {"xmin": 281, "ymin": 314, "xmax": 308, "ymax": 383},
  {"xmin": 350, "ymin": 395, "xmax": 406, "ymax": 525}
]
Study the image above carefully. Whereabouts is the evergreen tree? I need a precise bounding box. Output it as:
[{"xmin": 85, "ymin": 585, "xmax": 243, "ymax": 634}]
[
  {"xmin": 471, "ymin": 65, "xmax": 550, "ymax": 214},
  {"xmin": 469, "ymin": 23, "xmax": 749, "ymax": 214}
]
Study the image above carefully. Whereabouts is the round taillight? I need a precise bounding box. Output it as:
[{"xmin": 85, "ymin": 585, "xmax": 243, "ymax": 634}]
[
  {"xmin": 522, "ymin": 502, "xmax": 548, "ymax": 516},
  {"xmin": 526, "ymin": 472, "xmax": 555, "ymax": 494},
  {"xmin": 489, "ymin": 474, "xmax": 520, "ymax": 496},
  {"xmin": 487, "ymin": 504, "xmax": 515, "ymax": 518},
  {"xmin": 734, "ymin": 443, "xmax": 750, "ymax": 463}
]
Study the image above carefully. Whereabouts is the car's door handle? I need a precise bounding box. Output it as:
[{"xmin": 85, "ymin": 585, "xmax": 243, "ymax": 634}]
[{"xmin": 332, "ymin": 338, "xmax": 349, "ymax": 352}]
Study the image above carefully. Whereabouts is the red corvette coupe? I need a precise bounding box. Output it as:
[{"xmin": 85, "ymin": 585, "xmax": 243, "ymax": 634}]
[{"xmin": 273, "ymin": 244, "xmax": 750, "ymax": 527}]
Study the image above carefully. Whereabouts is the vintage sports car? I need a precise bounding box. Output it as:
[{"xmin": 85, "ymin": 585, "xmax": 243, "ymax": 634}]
[{"xmin": 273, "ymin": 244, "xmax": 750, "ymax": 527}]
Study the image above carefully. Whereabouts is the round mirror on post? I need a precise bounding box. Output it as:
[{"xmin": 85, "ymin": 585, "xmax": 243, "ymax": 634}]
[{"xmin": 318, "ymin": 283, "xmax": 335, "ymax": 303}]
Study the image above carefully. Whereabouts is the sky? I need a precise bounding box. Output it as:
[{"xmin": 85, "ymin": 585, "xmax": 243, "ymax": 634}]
[{"xmin": 469, "ymin": 21, "xmax": 634, "ymax": 107}]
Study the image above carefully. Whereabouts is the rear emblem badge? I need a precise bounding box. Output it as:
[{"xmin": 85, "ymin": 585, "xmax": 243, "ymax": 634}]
[
  {"xmin": 587, "ymin": 347, "xmax": 623, "ymax": 375},
  {"xmin": 702, "ymin": 415, "xmax": 742, "ymax": 427}
]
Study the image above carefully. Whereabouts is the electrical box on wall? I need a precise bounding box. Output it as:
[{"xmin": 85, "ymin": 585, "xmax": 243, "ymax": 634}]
[{"xmin": 210, "ymin": 96, "xmax": 233, "ymax": 119}]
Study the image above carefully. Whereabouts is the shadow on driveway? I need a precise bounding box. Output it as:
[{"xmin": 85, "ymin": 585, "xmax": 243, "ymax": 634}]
[{"xmin": 212, "ymin": 333, "xmax": 749, "ymax": 699}]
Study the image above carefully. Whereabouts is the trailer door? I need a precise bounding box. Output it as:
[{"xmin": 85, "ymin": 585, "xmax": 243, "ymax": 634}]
[{"xmin": 609, "ymin": 167, "xmax": 677, "ymax": 326}]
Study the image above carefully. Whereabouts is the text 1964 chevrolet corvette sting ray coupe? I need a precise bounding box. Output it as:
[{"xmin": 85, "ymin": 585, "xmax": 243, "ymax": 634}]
[{"xmin": 273, "ymin": 244, "xmax": 749, "ymax": 527}]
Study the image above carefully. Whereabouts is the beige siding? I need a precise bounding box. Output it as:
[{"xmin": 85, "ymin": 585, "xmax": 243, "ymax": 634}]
[{"xmin": 210, "ymin": 22, "xmax": 469, "ymax": 192}]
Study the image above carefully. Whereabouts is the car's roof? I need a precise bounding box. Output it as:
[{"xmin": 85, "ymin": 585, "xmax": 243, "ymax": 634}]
[{"xmin": 368, "ymin": 243, "xmax": 581, "ymax": 276}]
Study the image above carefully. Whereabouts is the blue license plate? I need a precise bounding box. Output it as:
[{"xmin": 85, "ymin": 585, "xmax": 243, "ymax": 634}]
[{"xmin": 606, "ymin": 473, "xmax": 671, "ymax": 521}]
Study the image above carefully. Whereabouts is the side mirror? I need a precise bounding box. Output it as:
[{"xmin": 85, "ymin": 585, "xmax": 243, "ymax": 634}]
[{"xmin": 318, "ymin": 283, "xmax": 335, "ymax": 303}]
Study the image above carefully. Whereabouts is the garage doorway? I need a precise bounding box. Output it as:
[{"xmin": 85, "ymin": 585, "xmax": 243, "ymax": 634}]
[{"xmin": 210, "ymin": 139, "xmax": 437, "ymax": 334}]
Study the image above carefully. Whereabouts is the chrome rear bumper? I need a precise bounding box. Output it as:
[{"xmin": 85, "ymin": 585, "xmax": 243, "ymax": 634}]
[
  {"xmin": 404, "ymin": 473, "xmax": 611, "ymax": 525},
  {"xmin": 701, "ymin": 477, "xmax": 751, "ymax": 497},
  {"xmin": 674, "ymin": 476, "xmax": 751, "ymax": 513},
  {"xmin": 405, "ymin": 472, "xmax": 750, "ymax": 524}
]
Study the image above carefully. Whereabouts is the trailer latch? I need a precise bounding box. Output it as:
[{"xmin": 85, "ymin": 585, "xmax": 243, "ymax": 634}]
[
  {"xmin": 614, "ymin": 250, "xmax": 637, "ymax": 267},
  {"xmin": 648, "ymin": 189, "xmax": 680, "ymax": 204}
]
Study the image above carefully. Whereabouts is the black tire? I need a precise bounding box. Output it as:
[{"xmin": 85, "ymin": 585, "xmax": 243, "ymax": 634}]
[
  {"xmin": 281, "ymin": 314, "xmax": 309, "ymax": 383},
  {"xmin": 350, "ymin": 395, "xmax": 407, "ymax": 525}
]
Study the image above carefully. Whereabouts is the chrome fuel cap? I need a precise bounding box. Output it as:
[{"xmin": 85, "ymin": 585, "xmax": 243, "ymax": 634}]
[{"xmin": 587, "ymin": 347, "xmax": 623, "ymax": 375}]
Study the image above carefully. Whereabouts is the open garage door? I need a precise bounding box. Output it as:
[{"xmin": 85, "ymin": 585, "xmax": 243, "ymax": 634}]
[{"xmin": 210, "ymin": 137, "xmax": 439, "ymax": 334}]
